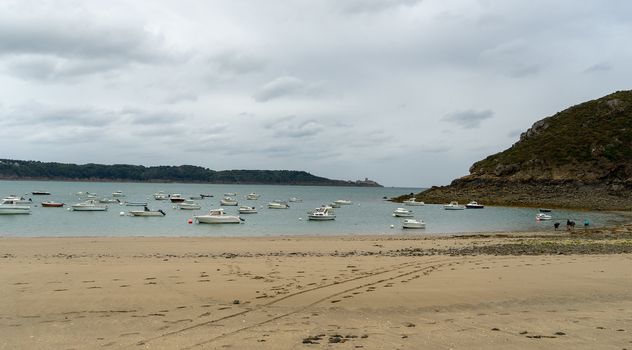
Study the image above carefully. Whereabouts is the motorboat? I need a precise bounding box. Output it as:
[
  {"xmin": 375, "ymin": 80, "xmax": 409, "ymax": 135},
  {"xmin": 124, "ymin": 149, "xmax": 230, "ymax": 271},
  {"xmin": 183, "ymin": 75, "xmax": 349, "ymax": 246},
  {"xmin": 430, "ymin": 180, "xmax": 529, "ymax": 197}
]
[
  {"xmin": 403, "ymin": 197, "xmax": 424, "ymax": 206},
  {"xmin": 288, "ymin": 197, "xmax": 302, "ymax": 203},
  {"xmin": 32, "ymin": 190, "xmax": 51, "ymax": 195},
  {"xmin": 41, "ymin": 201, "xmax": 64, "ymax": 208},
  {"xmin": 129, "ymin": 208, "xmax": 166, "ymax": 217},
  {"xmin": 539, "ymin": 208, "xmax": 552, "ymax": 213},
  {"xmin": 71, "ymin": 200, "xmax": 108, "ymax": 211},
  {"xmin": 220, "ymin": 197, "xmax": 238, "ymax": 206},
  {"xmin": 444, "ymin": 201, "xmax": 465, "ymax": 210},
  {"xmin": 329, "ymin": 202, "xmax": 341, "ymax": 208},
  {"xmin": 98, "ymin": 197, "xmax": 119, "ymax": 203},
  {"xmin": 224, "ymin": 192, "xmax": 237, "ymax": 196},
  {"xmin": 86, "ymin": 193, "xmax": 98, "ymax": 199},
  {"xmin": 536, "ymin": 213, "xmax": 552, "ymax": 220},
  {"xmin": 194, "ymin": 209, "xmax": 242, "ymax": 224},
  {"xmin": 465, "ymin": 201, "xmax": 484, "ymax": 209},
  {"xmin": 3, "ymin": 195, "xmax": 31, "ymax": 205},
  {"xmin": 154, "ymin": 191, "xmax": 169, "ymax": 200},
  {"xmin": 124, "ymin": 201, "xmax": 148, "ymax": 207},
  {"xmin": 112, "ymin": 191, "xmax": 125, "ymax": 198},
  {"xmin": 402, "ymin": 219, "xmax": 426, "ymax": 229},
  {"xmin": 178, "ymin": 200, "xmax": 202, "ymax": 210},
  {"xmin": 245, "ymin": 193, "xmax": 260, "ymax": 200},
  {"xmin": 268, "ymin": 201, "xmax": 289, "ymax": 209},
  {"xmin": 239, "ymin": 206, "xmax": 258, "ymax": 214},
  {"xmin": 0, "ymin": 199, "xmax": 31, "ymax": 214},
  {"xmin": 169, "ymin": 194, "xmax": 186, "ymax": 203},
  {"xmin": 393, "ymin": 207, "xmax": 414, "ymax": 217},
  {"xmin": 308, "ymin": 206, "xmax": 336, "ymax": 221},
  {"xmin": 334, "ymin": 199, "xmax": 352, "ymax": 205}
]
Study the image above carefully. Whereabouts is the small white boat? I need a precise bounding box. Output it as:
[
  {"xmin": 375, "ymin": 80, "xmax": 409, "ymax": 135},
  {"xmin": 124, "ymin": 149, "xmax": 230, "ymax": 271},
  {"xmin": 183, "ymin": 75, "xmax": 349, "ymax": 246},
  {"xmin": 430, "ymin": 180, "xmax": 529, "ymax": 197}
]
[
  {"xmin": 393, "ymin": 207, "xmax": 414, "ymax": 217},
  {"xmin": 239, "ymin": 206, "xmax": 258, "ymax": 214},
  {"xmin": 334, "ymin": 199, "xmax": 352, "ymax": 205},
  {"xmin": 245, "ymin": 193, "xmax": 260, "ymax": 200},
  {"xmin": 465, "ymin": 201, "xmax": 484, "ymax": 209},
  {"xmin": 154, "ymin": 191, "xmax": 169, "ymax": 200},
  {"xmin": 0, "ymin": 199, "xmax": 31, "ymax": 214},
  {"xmin": 124, "ymin": 201, "xmax": 148, "ymax": 207},
  {"xmin": 224, "ymin": 192, "xmax": 237, "ymax": 196},
  {"xmin": 308, "ymin": 206, "xmax": 336, "ymax": 221},
  {"xmin": 194, "ymin": 209, "xmax": 242, "ymax": 224},
  {"xmin": 444, "ymin": 201, "xmax": 465, "ymax": 210},
  {"xmin": 112, "ymin": 191, "xmax": 125, "ymax": 198},
  {"xmin": 98, "ymin": 197, "xmax": 119, "ymax": 203},
  {"xmin": 268, "ymin": 201, "xmax": 289, "ymax": 209},
  {"xmin": 536, "ymin": 213, "xmax": 552, "ymax": 220},
  {"xmin": 289, "ymin": 197, "xmax": 302, "ymax": 203},
  {"xmin": 178, "ymin": 200, "xmax": 202, "ymax": 210},
  {"xmin": 169, "ymin": 194, "xmax": 186, "ymax": 203},
  {"xmin": 71, "ymin": 200, "xmax": 108, "ymax": 211},
  {"xmin": 129, "ymin": 208, "xmax": 166, "ymax": 217},
  {"xmin": 3, "ymin": 195, "xmax": 31, "ymax": 205},
  {"xmin": 403, "ymin": 197, "xmax": 425, "ymax": 206},
  {"xmin": 329, "ymin": 202, "xmax": 341, "ymax": 208},
  {"xmin": 402, "ymin": 219, "xmax": 426, "ymax": 229},
  {"xmin": 220, "ymin": 197, "xmax": 238, "ymax": 206}
]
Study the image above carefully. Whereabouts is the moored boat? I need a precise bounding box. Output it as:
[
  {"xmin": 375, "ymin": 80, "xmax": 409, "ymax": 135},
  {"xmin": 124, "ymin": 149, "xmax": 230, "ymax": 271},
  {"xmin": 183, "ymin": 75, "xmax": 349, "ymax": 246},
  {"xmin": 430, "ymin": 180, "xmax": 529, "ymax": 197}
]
[
  {"xmin": 169, "ymin": 194, "xmax": 186, "ymax": 203},
  {"xmin": 268, "ymin": 201, "xmax": 289, "ymax": 209},
  {"xmin": 245, "ymin": 193, "xmax": 260, "ymax": 200},
  {"xmin": 539, "ymin": 208, "xmax": 552, "ymax": 213},
  {"xmin": 288, "ymin": 197, "xmax": 302, "ymax": 203},
  {"xmin": 3, "ymin": 195, "xmax": 31, "ymax": 205},
  {"xmin": 220, "ymin": 197, "xmax": 238, "ymax": 206},
  {"xmin": 536, "ymin": 213, "xmax": 552, "ymax": 220},
  {"xmin": 0, "ymin": 199, "xmax": 31, "ymax": 214},
  {"xmin": 41, "ymin": 201, "xmax": 64, "ymax": 208},
  {"xmin": 444, "ymin": 201, "xmax": 465, "ymax": 210},
  {"xmin": 154, "ymin": 191, "xmax": 169, "ymax": 200},
  {"xmin": 402, "ymin": 219, "xmax": 426, "ymax": 229},
  {"xmin": 32, "ymin": 191, "xmax": 51, "ymax": 195},
  {"xmin": 239, "ymin": 206, "xmax": 258, "ymax": 214},
  {"xmin": 112, "ymin": 191, "xmax": 125, "ymax": 198},
  {"xmin": 403, "ymin": 197, "xmax": 424, "ymax": 206},
  {"xmin": 334, "ymin": 199, "xmax": 352, "ymax": 205},
  {"xmin": 465, "ymin": 201, "xmax": 484, "ymax": 209},
  {"xmin": 393, "ymin": 207, "xmax": 414, "ymax": 217},
  {"xmin": 194, "ymin": 209, "xmax": 242, "ymax": 224},
  {"xmin": 71, "ymin": 200, "xmax": 108, "ymax": 211},
  {"xmin": 308, "ymin": 206, "xmax": 336, "ymax": 221},
  {"xmin": 124, "ymin": 201, "xmax": 148, "ymax": 207},
  {"xmin": 129, "ymin": 208, "xmax": 166, "ymax": 217},
  {"xmin": 178, "ymin": 200, "xmax": 202, "ymax": 210}
]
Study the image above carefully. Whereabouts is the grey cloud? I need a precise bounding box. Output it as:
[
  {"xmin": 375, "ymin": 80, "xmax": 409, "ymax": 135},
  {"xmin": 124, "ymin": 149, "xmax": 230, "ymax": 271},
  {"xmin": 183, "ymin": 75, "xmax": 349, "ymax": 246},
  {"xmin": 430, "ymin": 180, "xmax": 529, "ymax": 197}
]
[
  {"xmin": 0, "ymin": 16, "xmax": 180, "ymax": 79},
  {"xmin": 337, "ymin": 0, "xmax": 421, "ymax": 14},
  {"xmin": 507, "ymin": 63, "xmax": 541, "ymax": 78},
  {"xmin": 442, "ymin": 110, "xmax": 494, "ymax": 129},
  {"xmin": 210, "ymin": 50, "xmax": 266, "ymax": 75},
  {"xmin": 253, "ymin": 76, "xmax": 322, "ymax": 102},
  {"xmin": 263, "ymin": 115, "xmax": 324, "ymax": 138},
  {"xmin": 122, "ymin": 109, "xmax": 191, "ymax": 125},
  {"xmin": 2, "ymin": 103, "xmax": 116, "ymax": 127},
  {"xmin": 584, "ymin": 62, "xmax": 612, "ymax": 73}
]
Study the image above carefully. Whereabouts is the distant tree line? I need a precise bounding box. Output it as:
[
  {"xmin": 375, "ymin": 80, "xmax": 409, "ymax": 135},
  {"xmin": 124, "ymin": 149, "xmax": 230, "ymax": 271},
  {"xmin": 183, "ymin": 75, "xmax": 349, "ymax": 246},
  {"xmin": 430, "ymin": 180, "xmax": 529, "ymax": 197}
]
[{"xmin": 0, "ymin": 159, "xmax": 381, "ymax": 186}]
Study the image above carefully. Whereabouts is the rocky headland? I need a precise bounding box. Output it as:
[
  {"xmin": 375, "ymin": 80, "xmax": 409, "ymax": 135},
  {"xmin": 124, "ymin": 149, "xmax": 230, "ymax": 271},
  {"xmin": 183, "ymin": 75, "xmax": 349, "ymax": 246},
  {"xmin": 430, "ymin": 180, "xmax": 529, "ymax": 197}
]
[{"xmin": 396, "ymin": 90, "xmax": 632, "ymax": 210}]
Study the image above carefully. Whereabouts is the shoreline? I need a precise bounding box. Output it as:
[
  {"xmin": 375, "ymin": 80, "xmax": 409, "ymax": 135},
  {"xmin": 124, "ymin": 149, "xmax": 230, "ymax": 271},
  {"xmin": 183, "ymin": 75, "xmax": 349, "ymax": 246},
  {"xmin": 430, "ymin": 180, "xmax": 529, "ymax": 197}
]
[{"xmin": 2, "ymin": 228, "xmax": 632, "ymax": 349}]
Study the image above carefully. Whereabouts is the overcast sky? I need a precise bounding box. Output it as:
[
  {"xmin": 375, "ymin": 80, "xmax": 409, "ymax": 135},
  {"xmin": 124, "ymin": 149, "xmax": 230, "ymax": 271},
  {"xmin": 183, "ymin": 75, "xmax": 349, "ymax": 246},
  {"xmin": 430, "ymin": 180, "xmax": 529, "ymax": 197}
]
[{"xmin": 1, "ymin": 0, "xmax": 630, "ymax": 187}]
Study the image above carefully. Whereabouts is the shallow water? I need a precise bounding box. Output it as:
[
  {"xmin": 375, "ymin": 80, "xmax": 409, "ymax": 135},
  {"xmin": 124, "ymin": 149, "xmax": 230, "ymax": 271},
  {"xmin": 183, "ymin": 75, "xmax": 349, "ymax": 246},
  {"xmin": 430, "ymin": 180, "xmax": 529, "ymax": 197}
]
[{"xmin": 0, "ymin": 180, "xmax": 625, "ymax": 237}]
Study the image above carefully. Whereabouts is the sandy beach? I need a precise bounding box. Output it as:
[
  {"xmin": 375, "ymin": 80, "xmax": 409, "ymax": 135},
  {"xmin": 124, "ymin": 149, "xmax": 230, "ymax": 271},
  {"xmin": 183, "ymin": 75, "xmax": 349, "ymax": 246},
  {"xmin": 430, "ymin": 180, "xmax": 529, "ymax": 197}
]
[{"xmin": 2, "ymin": 231, "xmax": 632, "ymax": 349}]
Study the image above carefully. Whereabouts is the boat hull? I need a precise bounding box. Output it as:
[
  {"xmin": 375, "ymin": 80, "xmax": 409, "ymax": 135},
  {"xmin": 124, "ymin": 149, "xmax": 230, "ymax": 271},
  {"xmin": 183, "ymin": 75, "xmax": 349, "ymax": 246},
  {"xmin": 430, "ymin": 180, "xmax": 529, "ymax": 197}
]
[
  {"xmin": 308, "ymin": 215, "xmax": 336, "ymax": 221},
  {"xmin": 41, "ymin": 202, "xmax": 64, "ymax": 207},
  {"xmin": 195, "ymin": 216, "xmax": 241, "ymax": 224},
  {"xmin": 129, "ymin": 211, "xmax": 165, "ymax": 217},
  {"xmin": 71, "ymin": 206, "xmax": 107, "ymax": 211},
  {"xmin": 0, "ymin": 207, "xmax": 31, "ymax": 214},
  {"xmin": 465, "ymin": 205, "xmax": 484, "ymax": 209},
  {"xmin": 403, "ymin": 222, "xmax": 426, "ymax": 229}
]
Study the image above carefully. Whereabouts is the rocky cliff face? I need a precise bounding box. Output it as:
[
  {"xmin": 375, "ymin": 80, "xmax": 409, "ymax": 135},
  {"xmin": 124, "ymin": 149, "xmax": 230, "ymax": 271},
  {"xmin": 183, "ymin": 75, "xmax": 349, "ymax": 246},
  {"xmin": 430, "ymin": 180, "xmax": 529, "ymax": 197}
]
[{"xmin": 399, "ymin": 90, "xmax": 632, "ymax": 210}]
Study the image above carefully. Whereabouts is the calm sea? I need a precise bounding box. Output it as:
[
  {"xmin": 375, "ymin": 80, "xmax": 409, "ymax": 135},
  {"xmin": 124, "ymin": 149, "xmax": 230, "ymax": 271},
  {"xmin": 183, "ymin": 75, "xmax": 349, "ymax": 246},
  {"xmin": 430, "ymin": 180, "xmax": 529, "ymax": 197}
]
[{"xmin": 0, "ymin": 180, "xmax": 626, "ymax": 237}]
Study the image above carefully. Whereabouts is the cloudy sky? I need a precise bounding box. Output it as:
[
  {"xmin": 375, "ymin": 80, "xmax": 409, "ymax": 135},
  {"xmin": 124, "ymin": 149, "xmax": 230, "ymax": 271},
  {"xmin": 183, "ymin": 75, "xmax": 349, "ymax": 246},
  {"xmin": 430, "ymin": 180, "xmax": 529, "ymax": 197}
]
[{"xmin": 1, "ymin": 0, "xmax": 630, "ymax": 187}]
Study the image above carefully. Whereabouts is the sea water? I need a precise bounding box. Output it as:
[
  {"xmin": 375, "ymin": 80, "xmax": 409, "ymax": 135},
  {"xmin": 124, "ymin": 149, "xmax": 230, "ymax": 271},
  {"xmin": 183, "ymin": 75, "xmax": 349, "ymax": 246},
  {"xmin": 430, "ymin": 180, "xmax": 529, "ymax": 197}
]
[{"xmin": 0, "ymin": 180, "xmax": 626, "ymax": 237}]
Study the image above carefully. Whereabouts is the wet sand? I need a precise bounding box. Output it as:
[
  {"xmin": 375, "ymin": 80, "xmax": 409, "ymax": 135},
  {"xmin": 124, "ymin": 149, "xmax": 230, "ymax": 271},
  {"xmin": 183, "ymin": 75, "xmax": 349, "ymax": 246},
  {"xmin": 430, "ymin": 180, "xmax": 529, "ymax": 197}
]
[{"xmin": 1, "ymin": 233, "xmax": 632, "ymax": 349}]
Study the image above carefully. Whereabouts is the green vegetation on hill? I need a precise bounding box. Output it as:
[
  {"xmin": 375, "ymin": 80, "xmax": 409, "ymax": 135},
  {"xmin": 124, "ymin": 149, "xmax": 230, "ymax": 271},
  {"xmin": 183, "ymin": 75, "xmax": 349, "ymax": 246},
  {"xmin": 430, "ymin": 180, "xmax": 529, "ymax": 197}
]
[
  {"xmin": 470, "ymin": 90, "xmax": 632, "ymax": 181},
  {"xmin": 0, "ymin": 159, "xmax": 382, "ymax": 187},
  {"xmin": 395, "ymin": 90, "xmax": 632, "ymax": 210}
]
